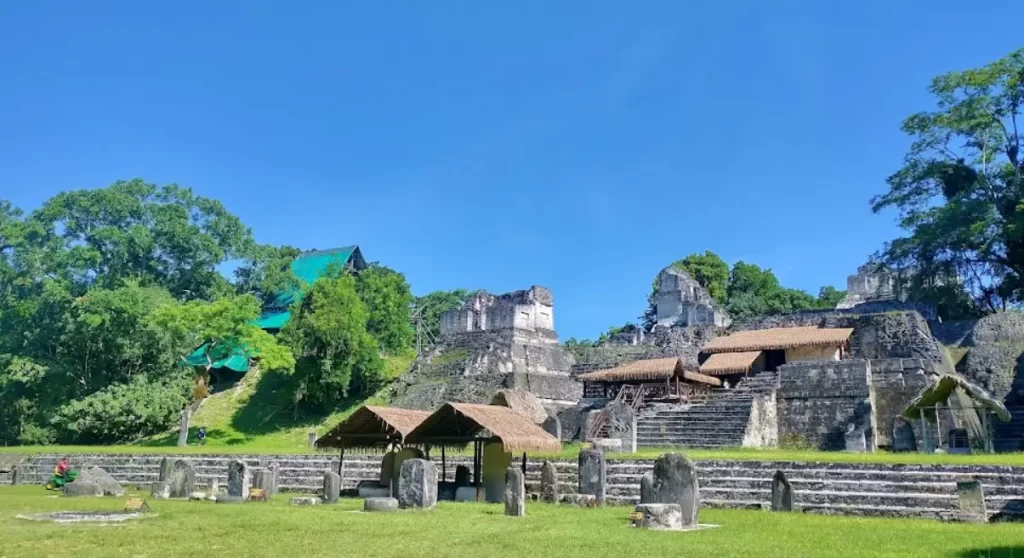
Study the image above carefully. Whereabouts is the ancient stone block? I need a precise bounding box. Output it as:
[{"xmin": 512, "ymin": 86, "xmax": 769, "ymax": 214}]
[
  {"xmin": 380, "ymin": 452, "xmax": 397, "ymax": 488},
  {"xmin": 578, "ymin": 449, "xmax": 606, "ymax": 505},
  {"xmin": 391, "ymin": 448, "xmax": 425, "ymax": 496},
  {"xmin": 397, "ymin": 458, "xmax": 437, "ymax": 509},
  {"xmin": 845, "ymin": 428, "xmax": 867, "ymax": 453},
  {"xmin": 652, "ymin": 453, "xmax": 699, "ymax": 527},
  {"xmin": 454, "ymin": 465, "xmax": 471, "ymax": 487},
  {"xmin": 151, "ymin": 481, "xmax": 171, "ymax": 499},
  {"xmin": 289, "ymin": 496, "xmax": 321, "ymax": 506},
  {"xmin": 359, "ymin": 485, "xmax": 392, "ymax": 498},
  {"xmin": 158, "ymin": 457, "xmax": 173, "ymax": 482},
  {"xmin": 632, "ymin": 503, "xmax": 683, "ymax": 530},
  {"xmin": 540, "ymin": 461, "xmax": 558, "ymax": 503},
  {"xmin": 591, "ymin": 438, "xmax": 622, "ymax": 452},
  {"xmin": 253, "ymin": 469, "xmax": 275, "ymax": 497},
  {"xmin": 216, "ymin": 495, "xmax": 244, "ymax": 504},
  {"xmin": 603, "ymin": 402, "xmax": 636, "ymax": 453},
  {"xmin": 542, "ymin": 415, "xmax": 562, "ymax": 440},
  {"xmin": 63, "ymin": 481, "xmax": 103, "ymax": 497},
  {"xmin": 559, "ymin": 493, "xmax": 598, "ymax": 507},
  {"xmin": 322, "ymin": 471, "xmax": 341, "ymax": 504},
  {"xmin": 455, "ymin": 486, "xmax": 483, "ymax": 502},
  {"xmin": 268, "ymin": 462, "xmax": 281, "ymax": 496},
  {"xmin": 957, "ymin": 480, "xmax": 987, "ymax": 523},
  {"xmin": 640, "ymin": 471, "xmax": 654, "ymax": 504},
  {"xmin": 364, "ymin": 497, "xmax": 399, "ymax": 512},
  {"xmin": 504, "ymin": 467, "xmax": 525, "ymax": 517},
  {"xmin": 771, "ymin": 470, "xmax": 793, "ymax": 512},
  {"xmin": 11, "ymin": 465, "xmax": 20, "ymax": 485},
  {"xmin": 892, "ymin": 418, "xmax": 917, "ymax": 452},
  {"xmin": 227, "ymin": 460, "xmax": 250, "ymax": 500},
  {"xmin": 168, "ymin": 459, "xmax": 196, "ymax": 498},
  {"xmin": 654, "ymin": 266, "xmax": 730, "ymax": 328},
  {"xmin": 77, "ymin": 467, "xmax": 124, "ymax": 497}
]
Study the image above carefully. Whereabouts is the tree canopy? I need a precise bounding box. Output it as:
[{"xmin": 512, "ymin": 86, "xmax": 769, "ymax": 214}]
[{"xmin": 872, "ymin": 48, "xmax": 1024, "ymax": 315}]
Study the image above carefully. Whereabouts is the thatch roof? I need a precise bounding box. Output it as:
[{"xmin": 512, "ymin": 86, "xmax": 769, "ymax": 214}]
[
  {"xmin": 703, "ymin": 327, "xmax": 854, "ymax": 353},
  {"xmin": 406, "ymin": 403, "xmax": 561, "ymax": 454},
  {"xmin": 490, "ymin": 389, "xmax": 548, "ymax": 425},
  {"xmin": 902, "ymin": 375, "xmax": 1011, "ymax": 423},
  {"xmin": 577, "ymin": 357, "xmax": 682, "ymax": 382},
  {"xmin": 700, "ymin": 351, "xmax": 763, "ymax": 375},
  {"xmin": 681, "ymin": 370, "xmax": 723, "ymax": 387},
  {"xmin": 316, "ymin": 405, "xmax": 432, "ymax": 450}
]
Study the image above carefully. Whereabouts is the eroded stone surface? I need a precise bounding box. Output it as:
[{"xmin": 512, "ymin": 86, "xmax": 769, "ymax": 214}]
[
  {"xmin": 227, "ymin": 460, "xmax": 250, "ymax": 500},
  {"xmin": 289, "ymin": 496, "xmax": 321, "ymax": 506},
  {"xmin": 633, "ymin": 503, "xmax": 682, "ymax": 530},
  {"xmin": 322, "ymin": 471, "xmax": 341, "ymax": 504},
  {"xmin": 541, "ymin": 461, "xmax": 558, "ymax": 503},
  {"xmin": 957, "ymin": 479, "xmax": 987, "ymax": 523},
  {"xmin": 771, "ymin": 470, "xmax": 793, "ymax": 512},
  {"xmin": 168, "ymin": 459, "xmax": 195, "ymax": 498},
  {"xmin": 63, "ymin": 481, "xmax": 103, "ymax": 497},
  {"xmin": 652, "ymin": 453, "xmax": 699, "ymax": 527},
  {"xmin": 18, "ymin": 511, "xmax": 146, "ymax": 524},
  {"xmin": 151, "ymin": 481, "xmax": 171, "ymax": 499},
  {"xmin": 578, "ymin": 449, "xmax": 606, "ymax": 505},
  {"xmin": 559, "ymin": 493, "xmax": 598, "ymax": 507},
  {"xmin": 77, "ymin": 467, "xmax": 124, "ymax": 497},
  {"xmin": 454, "ymin": 465, "xmax": 470, "ymax": 487},
  {"xmin": 504, "ymin": 467, "xmax": 525, "ymax": 517},
  {"xmin": 397, "ymin": 458, "xmax": 437, "ymax": 509},
  {"xmin": 542, "ymin": 415, "xmax": 561, "ymax": 440},
  {"xmin": 640, "ymin": 471, "xmax": 654, "ymax": 504},
  {"xmin": 364, "ymin": 497, "xmax": 399, "ymax": 512}
]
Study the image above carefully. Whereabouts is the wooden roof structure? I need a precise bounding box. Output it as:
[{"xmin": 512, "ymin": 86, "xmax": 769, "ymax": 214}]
[
  {"xmin": 406, "ymin": 403, "xmax": 561, "ymax": 454},
  {"xmin": 699, "ymin": 351, "xmax": 763, "ymax": 376},
  {"xmin": 577, "ymin": 357, "xmax": 722, "ymax": 387},
  {"xmin": 316, "ymin": 405, "xmax": 432, "ymax": 451},
  {"xmin": 490, "ymin": 389, "xmax": 547, "ymax": 425},
  {"xmin": 703, "ymin": 326, "xmax": 854, "ymax": 354},
  {"xmin": 902, "ymin": 375, "xmax": 1011, "ymax": 423}
]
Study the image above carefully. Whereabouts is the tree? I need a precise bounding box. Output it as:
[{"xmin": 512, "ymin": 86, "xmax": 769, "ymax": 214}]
[
  {"xmin": 233, "ymin": 244, "xmax": 303, "ymax": 305},
  {"xmin": 410, "ymin": 289, "xmax": 471, "ymax": 348},
  {"xmin": 281, "ymin": 273, "xmax": 384, "ymax": 408},
  {"xmin": 354, "ymin": 264, "xmax": 414, "ymax": 354},
  {"xmin": 816, "ymin": 286, "xmax": 847, "ymax": 308},
  {"xmin": 872, "ymin": 48, "xmax": 1024, "ymax": 313},
  {"xmin": 673, "ymin": 252, "xmax": 729, "ymax": 303}
]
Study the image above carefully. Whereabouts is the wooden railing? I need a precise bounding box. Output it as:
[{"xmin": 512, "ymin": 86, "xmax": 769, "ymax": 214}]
[{"xmin": 587, "ymin": 384, "xmax": 647, "ymax": 441}]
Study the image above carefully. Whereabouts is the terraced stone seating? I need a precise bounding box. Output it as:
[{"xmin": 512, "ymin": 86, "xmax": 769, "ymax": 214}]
[{"xmin": 11, "ymin": 452, "xmax": 1024, "ymax": 520}]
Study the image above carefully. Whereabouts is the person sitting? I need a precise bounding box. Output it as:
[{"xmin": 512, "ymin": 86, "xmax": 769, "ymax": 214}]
[{"xmin": 46, "ymin": 456, "xmax": 77, "ymax": 490}]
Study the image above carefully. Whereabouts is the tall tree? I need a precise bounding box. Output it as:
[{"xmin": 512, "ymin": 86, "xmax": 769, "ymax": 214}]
[
  {"xmin": 872, "ymin": 48, "xmax": 1024, "ymax": 313},
  {"xmin": 672, "ymin": 251, "xmax": 730, "ymax": 303},
  {"xmin": 410, "ymin": 289, "xmax": 471, "ymax": 348},
  {"xmin": 354, "ymin": 264, "xmax": 414, "ymax": 355}
]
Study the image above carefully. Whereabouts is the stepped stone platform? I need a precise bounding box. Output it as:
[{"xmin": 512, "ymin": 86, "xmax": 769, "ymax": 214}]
[{"xmin": 7, "ymin": 452, "xmax": 1023, "ymax": 521}]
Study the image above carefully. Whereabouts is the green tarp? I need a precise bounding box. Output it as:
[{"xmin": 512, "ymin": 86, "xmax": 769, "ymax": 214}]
[{"xmin": 184, "ymin": 342, "xmax": 251, "ymax": 372}]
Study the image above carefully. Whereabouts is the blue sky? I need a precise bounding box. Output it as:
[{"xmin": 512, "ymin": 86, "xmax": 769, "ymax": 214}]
[{"xmin": 0, "ymin": 2, "xmax": 1019, "ymax": 340}]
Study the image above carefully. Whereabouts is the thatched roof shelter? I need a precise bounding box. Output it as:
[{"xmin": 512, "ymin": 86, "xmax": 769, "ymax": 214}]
[
  {"xmin": 700, "ymin": 351, "xmax": 763, "ymax": 375},
  {"xmin": 490, "ymin": 389, "xmax": 547, "ymax": 425},
  {"xmin": 406, "ymin": 403, "xmax": 561, "ymax": 454},
  {"xmin": 902, "ymin": 375, "xmax": 1011, "ymax": 423},
  {"xmin": 703, "ymin": 327, "xmax": 854, "ymax": 353},
  {"xmin": 577, "ymin": 357, "xmax": 723, "ymax": 387},
  {"xmin": 316, "ymin": 405, "xmax": 432, "ymax": 451}
]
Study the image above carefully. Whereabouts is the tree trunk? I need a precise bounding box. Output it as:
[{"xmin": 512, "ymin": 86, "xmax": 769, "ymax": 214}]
[{"xmin": 177, "ymin": 407, "xmax": 191, "ymax": 447}]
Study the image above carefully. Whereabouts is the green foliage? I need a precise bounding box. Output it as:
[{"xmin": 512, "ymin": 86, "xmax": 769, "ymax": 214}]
[
  {"xmin": 233, "ymin": 244, "xmax": 303, "ymax": 305},
  {"xmin": 411, "ymin": 289, "xmax": 472, "ymax": 345},
  {"xmin": 872, "ymin": 48, "xmax": 1024, "ymax": 313},
  {"xmin": 281, "ymin": 273, "xmax": 384, "ymax": 408},
  {"xmin": 673, "ymin": 251, "xmax": 730, "ymax": 303},
  {"xmin": 354, "ymin": 264, "xmax": 414, "ymax": 354},
  {"xmin": 52, "ymin": 374, "xmax": 192, "ymax": 444},
  {"xmin": 816, "ymin": 286, "xmax": 846, "ymax": 308}
]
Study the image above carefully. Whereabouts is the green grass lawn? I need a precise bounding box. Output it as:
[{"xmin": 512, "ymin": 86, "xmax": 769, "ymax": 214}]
[{"xmin": 0, "ymin": 486, "xmax": 1021, "ymax": 558}]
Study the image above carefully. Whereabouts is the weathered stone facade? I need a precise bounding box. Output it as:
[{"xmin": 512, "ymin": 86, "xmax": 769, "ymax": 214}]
[
  {"xmin": 837, "ymin": 264, "xmax": 903, "ymax": 309},
  {"xmin": 777, "ymin": 360, "xmax": 875, "ymax": 450},
  {"xmin": 654, "ymin": 267, "xmax": 730, "ymax": 328},
  {"xmin": 869, "ymin": 359, "xmax": 937, "ymax": 448},
  {"xmin": 441, "ymin": 286, "xmax": 555, "ymax": 335}
]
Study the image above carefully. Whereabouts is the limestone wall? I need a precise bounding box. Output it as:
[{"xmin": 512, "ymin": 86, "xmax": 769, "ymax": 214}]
[
  {"xmin": 869, "ymin": 359, "xmax": 936, "ymax": 447},
  {"xmin": 777, "ymin": 360, "xmax": 873, "ymax": 450}
]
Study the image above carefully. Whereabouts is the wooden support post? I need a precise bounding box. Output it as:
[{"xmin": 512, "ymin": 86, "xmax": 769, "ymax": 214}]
[
  {"xmin": 337, "ymin": 448, "xmax": 345, "ymax": 486},
  {"xmin": 521, "ymin": 452, "xmax": 527, "ymax": 478},
  {"xmin": 442, "ymin": 447, "xmax": 447, "ymax": 482},
  {"xmin": 919, "ymin": 408, "xmax": 930, "ymax": 453},
  {"xmin": 982, "ymin": 410, "xmax": 993, "ymax": 453}
]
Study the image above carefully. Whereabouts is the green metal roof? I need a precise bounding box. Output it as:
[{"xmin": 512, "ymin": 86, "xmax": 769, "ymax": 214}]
[
  {"xmin": 254, "ymin": 311, "xmax": 291, "ymax": 330},
  {"xmin": 183, "ymin": 341, "xmax": 251, "ymax": 372}
]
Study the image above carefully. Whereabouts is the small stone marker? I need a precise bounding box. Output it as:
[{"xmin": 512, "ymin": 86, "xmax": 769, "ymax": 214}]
[
  {"xmin": 210, "ymin": 478, "xmax": 220, "ymax": 495},
  {"xmin": 542, "ymin": 415, "xmax": 562, "ymax": 440},
  {"xmin": 268, "ymin": 462, "xmax": 281, "ymax": 496},
  {"xmin": 845, "ymin": 427, "xmax": 867, "ymax": 453},
  {"xmin": 540, "ymin": 461, "xmax": 559, "ymax": 503},
  {"xmin": 11, "ymin": 465, "xmax": 21, "ymax": 485},
  {"xmin": 397, "ymin": 459, "xmax": 438, "ymax": 509},
  {"xmin": 322, "ymin": 471, "xmax": 341, "ymax": 504},
  {"xmin": 640, "ymin": 471, "xmax": 654, "ymax": 504},
  {"xmin": 771, "ymin": 470, "xmax": 793, "ymax": 512},
  {"xmin": 559, "ymin": 493, "xmax": 598, "ymax": 507},
  {"xmin": 454, "ymin": 465, "xmax": 471, "ymax": 487},
  {"xmin": 364, "ymin": 497, "xmax": 399, "ymax": 512},
  {"xmin": 249, "ymin": 488, "xmax": 267, "ymax": 502},
  {"xmin": 652, "ymin": 453, "xmax": 699, "ymax": 528},
  {"xmin": 124, "ymin": 498, "xmax": 150, "ymax": 512},
  {"xmin": 77, "ymin": 467, "xmax": 125, "ymax": 496},
  {"xmin": 253, "ymin": 469, "xmax": 275, "ymax": 497},
  {"xmin": 504, "ymin": 467, "xmax": 525, "ymax": 517},
  {"xmin": 578, "ymin": 449, "xmax": 606, "ymax": 505},
  {"xmin": 290, "ymin": 496, "xmax": 321, "ymax": 506},
  {"xmin": 632, "ymin": 503, "xmax": 682, "ymax": 530},
  {"xmin": 168, "ymin": 459, "xmax": 196, "ymax": 498},
  {"xmin": 227, "ymin": 460, "xmax": 250, "ymax": 500},
  {"xmin": 892, "ymin": 418, "xmax": 916, "ymax": 452},
  {"xmin": 158, "ymin": 457, "xmax": 173, "ymax": 482},
  {"xmin": 151, "ymin": 482, "xmax": 171, "ymax": 500},
  {"xmin": 956, "ymin": 479, "xmax": 987, "ymax": 523},
  {"xmin": 63, "ymin": 481, "xmax": 104, "ymax": 497}
]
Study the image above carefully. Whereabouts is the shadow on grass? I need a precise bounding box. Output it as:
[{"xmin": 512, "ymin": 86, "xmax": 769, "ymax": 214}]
[
  {"xmin": 955, "ymin": 548, "xmax": 1024, "ymax": 558},
  {"xmin": 138, "ymin": 428, "xmax": 244, "ymax": 447},
  {"xmin": 229, "ymin": 370, "xmax": 367, "ymax": 436}
]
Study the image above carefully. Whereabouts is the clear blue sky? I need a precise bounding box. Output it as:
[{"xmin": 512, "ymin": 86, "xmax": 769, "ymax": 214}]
[{"xmin": 0, "ymin": 2, "xmax": 1019, "ymax": 340}]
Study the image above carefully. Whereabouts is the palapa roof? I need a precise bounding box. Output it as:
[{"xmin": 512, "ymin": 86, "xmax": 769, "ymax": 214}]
[
  {"xmin": 703, "ymin": 327, "xmax": 854, "ymax": 353},
  {"xmin": 490, "ymin": 389, "xmax": 548, "ymax": 425},
  {"xmin": 316, "ymin": 405, "xmax": 432, "ymax": 450},
  {"xmin": 406, "ymin": 403, "xmax": 561, "ymax": 454},
  {"xmin": 577, "ymin": 357, "xmax": 722, "ymax": 387},
  {"xmin": 902, "ymin": 375, "xmax": 1011, "ymax": 423},
  {"xmin": 700, "ymin": 351, "xmax": 763, "ymax": 375},
  {"xmin": 577, "ymin": 357, "xmax": 683, "ymax": 382}
]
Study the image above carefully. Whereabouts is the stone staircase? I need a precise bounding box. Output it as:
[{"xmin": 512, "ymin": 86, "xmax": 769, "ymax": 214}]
[
  {"xmin": 636, "ymin": 371, "xmax": 779, "ymax": 448},
  {"xmin": 8, "ymin": 451, "xmax": 1023, "ymax": 520}
]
